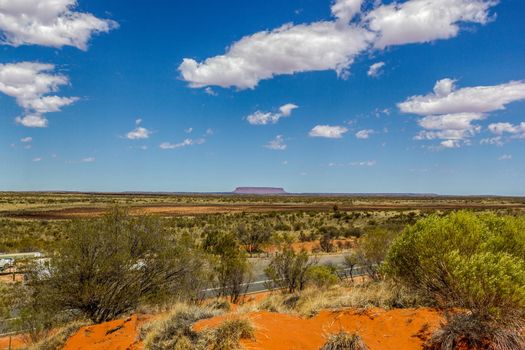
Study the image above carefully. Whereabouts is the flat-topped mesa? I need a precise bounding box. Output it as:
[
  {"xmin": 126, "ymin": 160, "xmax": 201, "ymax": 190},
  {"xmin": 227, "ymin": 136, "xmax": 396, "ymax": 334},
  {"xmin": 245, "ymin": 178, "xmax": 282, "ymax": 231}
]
[{"xmin": 233, "ymin": 187, "xmax": 287, "ymax": 195}]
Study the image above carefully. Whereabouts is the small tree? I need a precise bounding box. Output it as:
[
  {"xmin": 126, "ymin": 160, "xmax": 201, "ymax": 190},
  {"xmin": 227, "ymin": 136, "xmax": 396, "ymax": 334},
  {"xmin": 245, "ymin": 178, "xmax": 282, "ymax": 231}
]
[
  {"xmin": 265, "ymin": 247, "xmax": 314, "ymax": 293},
  {"xmin": 356, "ymin": 227, "xmax": 397, "ymax": 280},
  {"xmin": 343, "ymin": 252, "xmax": 359, "ymax": 282},
  {"xmin": 236, "ymin": 223, "xmax": 271, "ymax": 256},
  {"xmin": 29, "ymin": 207, "xmax": 208, "ymax": 323},
  {"xmin": 203, "ymin": 230, "xmax": 251, "ymax": 303},
  {"xmin": 318, "ymin": 226, "xmax": 339, "ymax": 253},
  {"xmin": 384, "ymin": 211, "xmax": 525, "ymax": 349}
]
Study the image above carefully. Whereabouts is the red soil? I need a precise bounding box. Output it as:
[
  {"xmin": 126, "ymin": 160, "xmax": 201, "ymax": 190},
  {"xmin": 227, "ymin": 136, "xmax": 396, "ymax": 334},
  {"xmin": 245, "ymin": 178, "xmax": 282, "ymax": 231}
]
[
  {"xmin": 62, "ymin": 315, "xmax": 140, "ymax": 350},
  {"xmin": 195, "ymin": 308, "xmax": 441, "ymax": 350},
  {"xmin": 57, "ymin": 306, "xmax": 440, "ymax": 350},
  {"xmin": 0, "ymin": 335, "xmax": 25, "ymax": 350}
]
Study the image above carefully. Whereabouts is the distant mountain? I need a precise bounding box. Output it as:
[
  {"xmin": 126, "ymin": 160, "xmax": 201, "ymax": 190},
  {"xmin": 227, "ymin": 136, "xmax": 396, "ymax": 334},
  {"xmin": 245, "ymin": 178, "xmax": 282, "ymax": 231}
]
[{"xmin": 233, "ymin": 187, "xmax": 287, "ymax": 195}]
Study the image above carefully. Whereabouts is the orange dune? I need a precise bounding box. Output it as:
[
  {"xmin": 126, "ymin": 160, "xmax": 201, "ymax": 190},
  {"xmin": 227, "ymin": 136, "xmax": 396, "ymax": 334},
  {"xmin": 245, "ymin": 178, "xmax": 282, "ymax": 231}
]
[
  {"xmin": 195, "ymin": 308, "xmax": 440, "ymax": 350},
  {"xmin": 62, "ymin": 315, "xmax": 140, "ymax": 350}
]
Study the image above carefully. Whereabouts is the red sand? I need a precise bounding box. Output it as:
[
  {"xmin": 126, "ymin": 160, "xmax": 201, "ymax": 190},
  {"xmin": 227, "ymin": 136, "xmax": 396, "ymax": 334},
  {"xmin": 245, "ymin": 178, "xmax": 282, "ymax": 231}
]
[
  {"xmin": 195, "ymin": 308, "xmax": 440, "ymax": 350},
  {"xmin": 58, "ymin": 307, "xmax": 440, "ymax": 350},
  {"xmin": 0, "ymin": 335, "xmax": 25, "ymax": 350},
  {"xmin": 62, "ymin": 315, "xmax": 140, "ymax": 350}
]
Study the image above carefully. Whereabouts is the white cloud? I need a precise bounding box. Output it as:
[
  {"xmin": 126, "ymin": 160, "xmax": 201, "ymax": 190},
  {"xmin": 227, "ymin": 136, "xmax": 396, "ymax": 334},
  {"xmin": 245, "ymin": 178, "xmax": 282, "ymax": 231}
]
[
  {"xmin": 399, "ymin": 78, "xmax": 525, "ymax": 148},
  {"xmin": 126, "ymin": 119, "xmax": 152, "ymax": 140},
  {"xmin": 488, "ymin": 122, "xmax": 525, "ymax": 137},
  {"xmin": 350, "ymin": 160, "xmax": 376, "ymax": 167},
  {"xmin": 367, "ymin": 61, "xmax": 385, "ymax": 77},
  {"xmin": 204, "ymin": 87, "xmax": 217, "ymax": 96},
  {"xmin": 331, "ymin": 0, "xmax": 363, "ymax": 23},
  {"xmin": 355, "ymin": 129, "xmax": 374, "ymax": 139},
  {"xmin": 247, "ymin": 103, "xmax": 298, "ymax": 125},
  {"xmin": 399, "ymin": 79, "xmax": 525, "ymax": 116},
  {"xmin": 0, "ymin": 62, "xmax": 78, "ymax": 128},
  {"xmin": 480, "ymin": 136, "xmax": 503, "ymax": 146},
  {"xmin": 159, "ymin": 138, "xmax": 205, "ymax": 150},
  {"xmin": 278, "ymin": 103, "xmax": 299, "ymax": 116},
  {"xmin": 309, "ymin": 125, "xmax": 348, "ymax": 138},
  {"xmin": 264, "ymin": 135, "xmax": 287, "ymax": 150},
  {"xmin": 0, "ymin": 0, "xmax": 117, "ymax": 50},
  {"xmin": 184, "ymin": 127, "xmax": 193, "ymax": 134},
  {"xmin": 179, "ymin": 21, "xmax": 373, "ymax": 89},
  {"xmin": 366, "ymin": 0, "xmax": 498, "ymax": 49},
  {"xmin": 440, "ymin": 140, "xmax": 461, "ymax": 149},
  {"xmin": 179, "ymin": 0, "xmax": 497, "ymax": 90},
  {"xmin": 20, "ymin": 136, "xmax": 32, "ymax": 143},
  {"xmin": 81, "ymin": 157, "xmax": 95, "ymax": 163},
  {"xmin": 32, "ymin": 157, "xmax": 42, "ymax": 162},
  {"xmin": 498, "ymin": 154, "xmax": 512, "ymax": 161}
]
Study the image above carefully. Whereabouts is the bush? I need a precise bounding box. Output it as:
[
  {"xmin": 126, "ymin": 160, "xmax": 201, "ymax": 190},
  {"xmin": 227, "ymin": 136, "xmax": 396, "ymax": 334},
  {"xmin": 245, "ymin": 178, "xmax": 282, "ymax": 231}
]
[
  {"xmin": 384, "ymin": 211, "xmax": 525, "ymax": 349},
  {"xmin": 305, "ymin": 265, "xmax": 338, "ymax": 289},
  {"xmin": 142, "ymin": 304, "xmax": 218, "ymax": 350},
  {"xmin": 207, "ymin": 318, "xmax": 255, "ymax": 350},
  {"xmin": 320, "ymin": 332, "xmax": 368, "ymax": 350},
  {"xmin": 29, "ymin": 207, "xmax": 210, "ymax": 323},
  {"xmin": 203, "ymin": 231, "xmax": 252, "ymax": 303},
  {"xmin": 357, "ymin": 227, "xmax": 397, "ymax": 280},
  {"xmin": 426, "ymin": 312, "xmax": 524, "ymax": 350},
  {"xmin": 265, "ymin": 247, "xmax": 313, "ymax": 293}
]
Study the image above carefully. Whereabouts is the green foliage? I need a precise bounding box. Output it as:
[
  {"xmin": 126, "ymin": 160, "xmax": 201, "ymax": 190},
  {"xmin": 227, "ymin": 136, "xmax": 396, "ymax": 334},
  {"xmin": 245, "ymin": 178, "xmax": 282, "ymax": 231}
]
[
  {"xmin": 29, "ymin": 207, "xmax": 209, "ymax": 323},
  {"xmin": 265, "ymin": 247, "xmax": 313, "ymax": 293},
  {"xmin": 356, "ymin": 227, "xmax": 398, "ymax": 280},
  {"xmin": 203, "ymin": 230, "xmax": 251, "ymax": 303},
  {"xmin": 305, "ymin": 265, "xmax": 338, "ymax": 289},
  {"xmin": 385, "ymin": 211, "xmax": 525, "ymax": 348}
]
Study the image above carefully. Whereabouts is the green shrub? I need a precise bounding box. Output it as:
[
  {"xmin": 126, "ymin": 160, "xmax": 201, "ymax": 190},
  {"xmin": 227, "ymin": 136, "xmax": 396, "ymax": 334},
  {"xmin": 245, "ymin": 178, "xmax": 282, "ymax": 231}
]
[
  {"xmin": 384, "ymin": 211, "xmax": 525, "ymax": 348},
  {"xmin": 306, "ymin": 265, "xmax": 338, "ymax": 289}
]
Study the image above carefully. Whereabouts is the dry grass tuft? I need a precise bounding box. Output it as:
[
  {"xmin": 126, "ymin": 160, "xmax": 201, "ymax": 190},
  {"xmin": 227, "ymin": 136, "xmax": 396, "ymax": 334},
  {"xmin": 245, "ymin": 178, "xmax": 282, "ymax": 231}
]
[
  {"xmin": 320, "ymin": 331, "xmax": 368, "ymax": 350},
  {"xmin": 205, "ymin": 318, "xmax": 255, "ymax": 350},
  {"xmin": 250, "ymin": 281, "xmax": 423, "ymax": 317},
  {"xmin": 426, "ymin": 312, "xmax": 525, "ymax": 350},
  {"xmin": 141, "ymin": 303, "xmax": 221, "ymax": 350}
]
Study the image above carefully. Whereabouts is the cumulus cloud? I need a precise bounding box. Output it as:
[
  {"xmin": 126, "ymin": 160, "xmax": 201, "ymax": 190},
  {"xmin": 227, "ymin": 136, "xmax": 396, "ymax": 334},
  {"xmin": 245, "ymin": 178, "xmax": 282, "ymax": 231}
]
[
  {"xmin": 264, "ymin": 135, "xmax": 287, "ymax": 150},
  {"xmin": 126, "ymin": 119, "xmax": 152, "ymax": 140},
  {"xmin": 309, "ymin": 125, "xmax": 348, "ymax": 138},
  {"xmin": 0, "ymin": 0, "xmax": 117, "ymax": 50},
  {"xmin": 32, "ymin": 157, "xmax": 42, "ymax": 162},
  {"xmin": 367, "ymin": 61, "xmax": 385, "ymax": 77},
  {"xmin": 399, "ymin": 79, "xmax": 525, "ymax": 116},
  {"xmin": 331, "ymin": 0, "xmax": 363, "ymax": 23},
  {"xmin": 498, "ymin": 154, "xmax": 512, "ymax": 161},
  {"xmin": 179, "ymin": 0, "xmax": 497, "ymax": 89},
  {"xmin": 399, "ymin": 78, "xmax": 525, "ymax": 148},
  {"xmin": 159, "ymin": 138, "xmax": 205, "ymax": 150},
  {"xmin": 180, "ymin": 21, "xmax": 372, "ymax": 89},
  {"xmin": 81, "ymin": 157, "xmax": 95, "ymax": 163},
  {"xmin": 488, "ymin": 122, "xmax": 525, "ymax": 138},
  {"xmin": 20, "ymin": 136, "xmax": 32, "ymax": 143},
  {"xmin": 0, "ymin": 62, "xmax": 78, "ymax": 127},
  {"xmin": 366, "ymin": 0, "xmax": 497, "ymax": 49},
  {"xmin": 355, "ymin": 129, "xmax": 374, "ymax": 139},
  {"xmin": 246, "ymin": 103, "xmax": 298, "ymax": 125}
]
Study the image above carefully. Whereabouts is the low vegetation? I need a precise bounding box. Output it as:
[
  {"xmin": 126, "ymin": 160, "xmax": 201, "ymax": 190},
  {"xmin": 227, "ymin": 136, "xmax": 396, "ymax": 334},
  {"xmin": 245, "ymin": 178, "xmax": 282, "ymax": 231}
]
[
  {"xmin": 320, "ymin": 332, "xmax": 368, "ymax": 350},
  {"xmin": 2, "ymin": 193, "xmax": 525, "ymax": 350},
  {"xmin": 385, "ymin": 211, "xmax": 525, "ymax": 349}
]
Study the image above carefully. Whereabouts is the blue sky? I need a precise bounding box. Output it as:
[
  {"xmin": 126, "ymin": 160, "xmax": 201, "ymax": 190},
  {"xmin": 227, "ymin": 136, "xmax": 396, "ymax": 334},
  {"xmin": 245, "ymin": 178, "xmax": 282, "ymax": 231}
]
[{"xmin": 1, "ymin": 0, "xmax": 524, "ymax": 194}]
